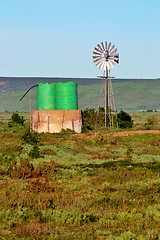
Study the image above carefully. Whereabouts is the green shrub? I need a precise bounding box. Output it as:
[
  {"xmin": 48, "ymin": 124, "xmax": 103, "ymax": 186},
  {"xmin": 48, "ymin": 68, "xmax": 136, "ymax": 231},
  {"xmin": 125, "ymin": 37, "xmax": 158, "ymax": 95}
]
[
  {"xmin": 22, "ymin": 128, "xmax": 39, "ymax": 145},
  {"xmin": 28, "ymin": 145, "xmax": 42, "ymax": 158},
  {"xmin": 82, "ymin": 108, "xmax": 96, "ymax": 132},
  {"xmin": 117, "ymin": 111, "xmax": 134, "ymax": 128},
  {"xmin": 8, "ymin": 113, "xmax": 25, "ymax": 127}
]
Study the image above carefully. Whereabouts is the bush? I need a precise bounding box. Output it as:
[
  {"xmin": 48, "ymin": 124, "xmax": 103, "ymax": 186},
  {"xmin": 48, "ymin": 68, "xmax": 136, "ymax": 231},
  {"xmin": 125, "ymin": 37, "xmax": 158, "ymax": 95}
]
[
  {"xmin": 22, "ymin": 128, "xmax": 39, "ymax": 145},
  {"xmin": 144, "ymin": 116, "xmax": 159, "ymax": 130},
  {"xmin": 82, "ymin": 108, "xmax": 96, "ymax": 132},
  {"xmin": 8, "ymin": 113, "xmax": 25, "ymax": 127},
  {"xmin": 117, "ymin": 111, "xmax": 134, "ymax": 129},
  {"xmin": 28, "ymin": 145, "xmax": 42, "ymax": 158},
  {"xmin": 146, "ymin": 117, "xmax": 158, "ymax": 126},
  {"xmin": 82, "ymin": 107, "xmax": 106, "ymax": 132}
]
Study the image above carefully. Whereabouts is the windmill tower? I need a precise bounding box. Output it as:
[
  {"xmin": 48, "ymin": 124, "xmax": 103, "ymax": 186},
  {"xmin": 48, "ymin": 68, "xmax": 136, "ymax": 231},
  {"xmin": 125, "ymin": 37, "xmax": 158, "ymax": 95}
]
[{"xmin": 92, "ymin": 41, "xmax": 119, "ymax": 128}]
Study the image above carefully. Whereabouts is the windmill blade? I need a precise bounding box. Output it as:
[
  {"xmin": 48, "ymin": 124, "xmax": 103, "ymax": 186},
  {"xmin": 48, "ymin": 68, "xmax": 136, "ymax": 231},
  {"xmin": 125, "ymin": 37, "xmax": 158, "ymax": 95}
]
[
  {"xmin": 103, "ymin": 61, "xmax": 108, "ymax": 71},
  {"xmin": 109, "ymin": 57, "xmax": 119, "ymax": 64},
  {"xmin": 105, "ymin": 42, "xmax": 108, "ymax": 51},
  {"xmin": 97, "ymin": 44, "xmax": 103, "ymax": 53},
  {"xmin": 110, "ymin": 57, "xmax": 119, "ymax": 64},
  {"xmin": 108, "ymin": 60, "xmax": 114, "ymax": 69},
  {"xmin": 109, "ymin": 54, "xmax": 119, "ymax": 60},
  {"xmin": 93, "ymin": 57, "xmax": 102, "ymax": 61},
  {"xmin": 98, "ymin": 61, "xmax": 104, "ymax": 70},
  {"xmin": 110, "ymin": 59, "xmax": 117, "ymax": 69},
  {"xmin": 100, "ymin": 62, "xmax": 106, "ymax": 71},
  {"xmin": 110, "ymin": 52, "xmax": 119, "ymax": 58},
  {"xmin": 93, "ymin": 51, "xmax": 101, "ymax": 56},
  {"xmin": 103, "ymin": 61, "xmax": 107, "ymax": 70},
  {"xmin": 93, "ymin": 58, "xmax": 102, "ymax": 63},
  {"xmin": 107, "ymin": 42, "xmax": 112, "ymax": 51},
  {"xmin": 106, "ymin": 61, "xmax": 111, "ymax": 70},
  {"xmin": 110, "ymin": 54, "xmax": 119, "ymax": 63},
  {"xmin": 93, "ymin": 58, "xmax": 102, "ymax": 64},
  {"xmin": 93, "ymin": 55, "xmax": 102, "ymax": 60},
  {"xmin": 101, "ymin": 61, "xmax": 107, "ymax": 71},
  {"xmin": 110, "ymin": 48, "xmax": 117, "ymax": 55},
  {"xmin": 96, "ymin": 60, "xmax": 103, "ymax": 69},
  {"xmin": 93, "ymin": 58, "xmax": 102, "ymax": 65},
  {"xmin": 94, "ymin": 47, "xmax": 102, "ymax": 54},
  {"xmin": 109, "ymin": 44, "xmax": 115, "ymax": 53},
  {"xmin": 101, "ymin": 42, "xmax": 105, "ymax": 51},
  {"xmin": 109, "ymin": 59, "xmax": 117, "ymax": 66},
  {"xmin": 110, "ymin": 49, "xmax": 118, "ymax": 56}
]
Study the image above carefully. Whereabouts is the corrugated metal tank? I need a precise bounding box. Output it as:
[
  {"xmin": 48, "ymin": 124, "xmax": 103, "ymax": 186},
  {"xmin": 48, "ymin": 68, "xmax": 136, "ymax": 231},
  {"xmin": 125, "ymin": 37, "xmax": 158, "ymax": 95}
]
[
  {"xmin": 55, "ymin": 82, "xmax": 78, "ymax": 110},
  {"xmin": 37, "ymin": 83, "xmax": 56, "ymax": 110}
]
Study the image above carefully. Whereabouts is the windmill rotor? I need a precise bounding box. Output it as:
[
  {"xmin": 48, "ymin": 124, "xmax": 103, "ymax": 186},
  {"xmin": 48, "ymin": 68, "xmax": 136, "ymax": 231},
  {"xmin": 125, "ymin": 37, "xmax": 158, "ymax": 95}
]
[{"xmin": 92, "ymin": 41, "xmax": 119, "ymax": 71}]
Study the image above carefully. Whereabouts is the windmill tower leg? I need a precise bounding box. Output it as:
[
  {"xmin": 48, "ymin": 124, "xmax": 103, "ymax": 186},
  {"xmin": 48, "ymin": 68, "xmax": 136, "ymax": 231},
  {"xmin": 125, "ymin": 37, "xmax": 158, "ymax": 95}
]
[
  {"xmin": 108, "ymin": 74, "xmax": 117, "ymax": 129},
  {"xmin": 105, "ymin": 69, "xmax": 109, "ymax": 128}
]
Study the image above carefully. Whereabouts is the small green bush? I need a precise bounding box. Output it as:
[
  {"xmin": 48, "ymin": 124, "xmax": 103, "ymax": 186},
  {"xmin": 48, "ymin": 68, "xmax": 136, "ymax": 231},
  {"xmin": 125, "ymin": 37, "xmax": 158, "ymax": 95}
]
[
  {"xmin": 117, "ymin": 111, "xmax": 134, "ymax": 128},
  {"xmin": 28, "ymin": 145, "xmax": 42, "ymax": 158},
  {"xmin": 8, "ymin": 113, "xmax": 25, "ymax": 127},
  {"xmin": 22, "ymin": 128, "xmax": 39, "ymax": 145},
  {"xmin": 82, "ymin": 108, "xmax": 96, "ymax": 132}
]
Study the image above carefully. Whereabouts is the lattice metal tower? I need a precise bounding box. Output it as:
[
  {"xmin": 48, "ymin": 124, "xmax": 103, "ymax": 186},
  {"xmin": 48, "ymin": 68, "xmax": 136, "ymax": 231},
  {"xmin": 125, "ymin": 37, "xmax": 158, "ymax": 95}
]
[{"xmin": 92, "ymin": 41, "xmax": 119, "ymax": 128}]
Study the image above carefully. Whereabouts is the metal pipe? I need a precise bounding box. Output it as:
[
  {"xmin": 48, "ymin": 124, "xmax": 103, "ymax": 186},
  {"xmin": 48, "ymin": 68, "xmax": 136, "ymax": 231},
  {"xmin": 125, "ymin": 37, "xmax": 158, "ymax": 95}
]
[{"xmin": 20, "ymin": 84, "xmax": 38, "ymax": 101}]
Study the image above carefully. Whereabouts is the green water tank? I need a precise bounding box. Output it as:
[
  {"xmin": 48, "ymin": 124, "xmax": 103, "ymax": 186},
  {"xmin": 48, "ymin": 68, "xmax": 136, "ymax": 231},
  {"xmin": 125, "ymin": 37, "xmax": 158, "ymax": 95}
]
[
  {"xmin": 37, "ymin": 83, "xmax": 56, "ymax": 110},
  {"xmin": 55, "ymin": 82, "xmax": 78, "ymax": 110}
]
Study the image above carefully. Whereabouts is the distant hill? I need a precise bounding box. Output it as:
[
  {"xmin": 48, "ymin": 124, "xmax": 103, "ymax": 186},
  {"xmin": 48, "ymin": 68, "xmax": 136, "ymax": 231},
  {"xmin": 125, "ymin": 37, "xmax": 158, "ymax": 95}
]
[
  {"xmin": 0, "ymin": 77, "xmax": 101, "ymax": 92},
  {"xmin": 0, "ymin": 77, "xmax": 160, "ymax": 112}
]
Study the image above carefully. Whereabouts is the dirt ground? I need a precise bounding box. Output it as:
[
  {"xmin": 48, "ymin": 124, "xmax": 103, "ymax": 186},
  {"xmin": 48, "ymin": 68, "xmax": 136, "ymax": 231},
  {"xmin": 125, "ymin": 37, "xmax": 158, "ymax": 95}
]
[
  {"xmin": 83, "ymin": 130, "xmax": 160, "ymax": 138},
  {"xmin": 112, "ymin": 130, "xmax": 160, "ymax": 137}
]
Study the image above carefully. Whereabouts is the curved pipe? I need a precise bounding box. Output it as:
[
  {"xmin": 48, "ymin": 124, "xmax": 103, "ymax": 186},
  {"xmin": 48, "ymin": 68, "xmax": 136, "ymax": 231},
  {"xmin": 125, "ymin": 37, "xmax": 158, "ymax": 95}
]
[{"xmin": 20, "ymin": 84, "xmax": 38, "ymax": 101}]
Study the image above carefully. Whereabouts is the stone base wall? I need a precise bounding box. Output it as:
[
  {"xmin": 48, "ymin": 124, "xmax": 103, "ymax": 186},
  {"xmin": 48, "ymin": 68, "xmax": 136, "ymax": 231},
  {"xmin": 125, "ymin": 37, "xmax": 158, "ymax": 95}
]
[{"xmin": 30, "ymin": 110, "xmax": 82, "ymax": 133}]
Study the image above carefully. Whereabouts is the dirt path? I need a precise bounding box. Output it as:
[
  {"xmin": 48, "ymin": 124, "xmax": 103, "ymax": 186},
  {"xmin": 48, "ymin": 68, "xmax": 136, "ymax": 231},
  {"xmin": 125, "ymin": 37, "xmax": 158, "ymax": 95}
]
[
  {"xmin": 81, "ymin": 130, "xmax": 160, "ymax": 138},
  {"xmin": 112, "ymin": 130, "xmax": 160, "ymax": 137}
]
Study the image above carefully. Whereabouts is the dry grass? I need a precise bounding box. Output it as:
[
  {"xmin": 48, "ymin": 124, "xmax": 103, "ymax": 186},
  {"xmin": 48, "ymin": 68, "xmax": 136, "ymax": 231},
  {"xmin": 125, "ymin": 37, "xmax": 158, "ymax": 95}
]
[{"xmin": 0, "ymin": 113, "xmax": 160, "ymax": 239}]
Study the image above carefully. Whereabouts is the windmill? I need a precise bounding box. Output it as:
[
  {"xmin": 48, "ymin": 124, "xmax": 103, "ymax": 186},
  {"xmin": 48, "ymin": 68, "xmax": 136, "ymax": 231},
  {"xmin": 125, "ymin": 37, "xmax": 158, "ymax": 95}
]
[{"xmin": 92, "ymin": 41, "xmax": 119, "ymax": 128}]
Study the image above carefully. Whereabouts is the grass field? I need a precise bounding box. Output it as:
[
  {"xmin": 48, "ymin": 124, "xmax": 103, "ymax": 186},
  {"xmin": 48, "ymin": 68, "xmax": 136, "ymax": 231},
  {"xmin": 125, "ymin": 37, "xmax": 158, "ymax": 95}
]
[{"xmin": 0, "ymin": 112, "xmax": 160, "ymax": 239}]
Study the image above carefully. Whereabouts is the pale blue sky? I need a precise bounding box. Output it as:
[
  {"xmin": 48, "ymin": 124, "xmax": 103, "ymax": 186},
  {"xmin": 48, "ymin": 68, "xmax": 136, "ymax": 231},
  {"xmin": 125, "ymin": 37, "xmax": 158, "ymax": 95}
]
[{"xmin": 0, "ymin": 0, "xmax": 160, "ymax": 78}]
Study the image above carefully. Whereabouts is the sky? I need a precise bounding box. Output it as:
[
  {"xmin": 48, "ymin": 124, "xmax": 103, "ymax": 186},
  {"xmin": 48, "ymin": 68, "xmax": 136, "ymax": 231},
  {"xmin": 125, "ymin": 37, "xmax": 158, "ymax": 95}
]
[{"xmin": 0, "ymin": 0, "xmax": 160, "ymax": 79}]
